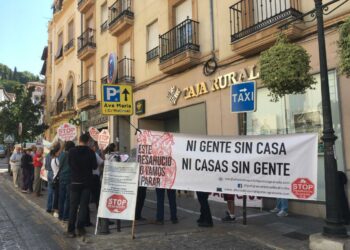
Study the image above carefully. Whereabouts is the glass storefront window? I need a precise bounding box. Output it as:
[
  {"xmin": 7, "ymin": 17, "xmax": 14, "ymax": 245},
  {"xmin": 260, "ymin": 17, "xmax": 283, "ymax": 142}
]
[{"xmin": 245, "ymin": 70, "xmax": 344, "ymax": 201}]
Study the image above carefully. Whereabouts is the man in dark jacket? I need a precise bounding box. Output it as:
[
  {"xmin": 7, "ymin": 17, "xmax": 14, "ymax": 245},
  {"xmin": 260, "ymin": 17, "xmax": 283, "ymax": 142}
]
[
  {"xmin": 21, "ymin": 148, "xmax": 34, "ymax": 193},
  {"xmin": 67, "ymin": 134, "xmax": 97, "ymax": 237}
]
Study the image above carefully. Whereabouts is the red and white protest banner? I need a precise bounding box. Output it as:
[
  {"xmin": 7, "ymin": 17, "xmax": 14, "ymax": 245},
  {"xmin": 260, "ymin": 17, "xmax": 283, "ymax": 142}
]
[
  {"xmin": 89, "ymin": 127, "xmax": 100, "ymax": 142},
  {"xmin": 97, "ymin": 161, "xmax": 140, "ymax": 221},
  {"xmin": 137, "ymin": 130, "xmax": 318, "ymax": 200},
  {"xmin": 57, "ymin": 123, "xmax": 77, "ymax": 141},
  {"xmin": 98, "ymin": 129, "xmax": 110, "ymax": 150}
]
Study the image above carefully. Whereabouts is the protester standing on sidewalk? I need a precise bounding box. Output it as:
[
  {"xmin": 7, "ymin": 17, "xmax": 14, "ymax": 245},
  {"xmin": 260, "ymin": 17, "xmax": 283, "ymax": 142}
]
[
  {"xmin": 67, "ymin": 134, "xmax": 97, "ymax": 237},
  {"xmin": 45, "ymin": 149, "xmax": 54, "ymax": 213},
  {"xmin": 33, "ymin": 147, "xmax": 43, "ymax": 196},
  {"xmin": 90, "ymin": 141, "xmax": 103, "ymax": 209},
  {"xmin": 51, "ymin": 143, "xmax": 62, "ymax": 218},
  {"xmin": 155, "ymin": 188, "xmax": 178, "ymax": 224},
  {"xmin": 270, "ymin": 198, "xmax": 288, "ymax": 217},
  {"xmin": 221, "ymin": 194, "xmax": 236, "ymax": 222},
  {"xmin": 10, "ymin": 146, "xmax": 22, "ymax": 188},
  {"xmin": 196, "ymin": 191, "xmax": 213, "ymax": 227},
  {"xmin": 58, "ymin": 141, "xmax": 75, "ymax": 221},
  {"xmin": 21, "ymin": 148, "xmax": 34, "ymax": 193}
]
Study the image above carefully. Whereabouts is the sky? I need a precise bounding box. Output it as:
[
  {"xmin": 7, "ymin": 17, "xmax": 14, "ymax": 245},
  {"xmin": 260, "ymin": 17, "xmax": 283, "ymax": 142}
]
[{"xmin": 0, "ymin": 1, "xmax": 52, "ymax": 76}]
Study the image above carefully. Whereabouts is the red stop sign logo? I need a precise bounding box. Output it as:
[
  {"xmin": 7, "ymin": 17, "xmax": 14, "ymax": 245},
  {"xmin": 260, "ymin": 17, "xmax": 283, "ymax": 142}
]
[
  {"xmin": 291, "ymin": 178, "xmax": 315, "ymax": 199},
  {"xmin": 106, "ymin": 194, "xmax": 128, "ymax": 213}
]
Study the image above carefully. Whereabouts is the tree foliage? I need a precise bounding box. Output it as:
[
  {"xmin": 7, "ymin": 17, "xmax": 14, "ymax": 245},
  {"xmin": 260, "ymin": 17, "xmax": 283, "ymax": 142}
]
[
  {"xmin": 338, "ymin": 17, "xmax": 350, "ymax": 77},
  {"xmin": 259, "ymin": 34, "xmax": 316, "ymax": 102},
  {"xmin": 0, "ymin": 63, "xmax": 39, "ymax": 84},
  {"xmin": 0, "ymin": 85, "xmax": 47, "ymax": 143}
]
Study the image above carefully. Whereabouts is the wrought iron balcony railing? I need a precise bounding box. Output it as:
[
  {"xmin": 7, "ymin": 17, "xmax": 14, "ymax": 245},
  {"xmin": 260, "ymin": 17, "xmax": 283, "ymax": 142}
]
[
  {"xmin": 77, "ymin": 80, "xmax": 96, "ymax": 102},
  {"xmin": 118, "ymin": 57, "xmax": 135, "ymax": 83},
  {"xmin": 101, "ymin": 75, "xmax": 108, "ymax": 84},
  {"xmin": 159, "ymin": 18, "xmax": 199, "ymax": 63},
  {"xmin": 101, "ymin": 20, "xmax": 108, "ymax": 32},
  {"xmin": 78, "ymin": 28, "xmax": 96, "ymax": 53},
  {"xmin": 146, "ymin": 46, "xmax": 159, "ymax": 62},
  {"xmin": 64, "ymin": 39, "xmax": 74, "ymax": 52},
  {"xmin": 230, "ymin": 0, "xmax": 302, "ymax": 42},
  {"xmin": 108, "ymin": 0, "xmax": 134, "ymax": 27}
]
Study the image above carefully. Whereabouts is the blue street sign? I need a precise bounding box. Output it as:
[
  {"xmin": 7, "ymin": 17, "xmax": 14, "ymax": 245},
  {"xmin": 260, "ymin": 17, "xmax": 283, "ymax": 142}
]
[
  {"xmin": 108, "ymin": 53, "xmax": 117, "ymax": 83},
  {"xmin": 231, "ymin": 81, "xmax": 256, "ymax": 113},
  {"xmin": 103, "ymin": 85, "xmax": 120, "ymax": 102}
]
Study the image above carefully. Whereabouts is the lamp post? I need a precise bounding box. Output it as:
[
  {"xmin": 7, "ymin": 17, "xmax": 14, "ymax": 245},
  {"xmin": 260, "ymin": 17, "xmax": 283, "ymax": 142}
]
[{"xmin": 314, "ymin": 0, "xmax": 347, "ymax": 237}]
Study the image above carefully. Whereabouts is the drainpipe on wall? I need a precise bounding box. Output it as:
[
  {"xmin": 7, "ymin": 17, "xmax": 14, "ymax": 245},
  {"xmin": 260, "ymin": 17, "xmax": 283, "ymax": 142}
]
[{"xmin": 209, "ymin": 0, "xmax": 215, "ymax": 54}]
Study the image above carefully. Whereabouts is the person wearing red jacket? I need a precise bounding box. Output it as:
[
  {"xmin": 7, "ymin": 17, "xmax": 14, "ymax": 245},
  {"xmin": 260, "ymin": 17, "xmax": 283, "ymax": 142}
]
[{"xmin": 33, "ymin": 147, "xmax": 44, "ymax": 196}]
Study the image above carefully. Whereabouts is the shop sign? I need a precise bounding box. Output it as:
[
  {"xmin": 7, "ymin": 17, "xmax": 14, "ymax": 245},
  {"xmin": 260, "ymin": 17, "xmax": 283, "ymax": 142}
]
[
  {"xmin": 137, "ymin": 130, "xmax": 318, "ymax": 200},
  {"xmin": 101, "ymin": 84, "xmax": 133, "ymax": 115},
  {"xmin": 167, "ymin": 65, "xmax": 259, "ymax": 105},
  {"xmin": 85, "ymin": 105, "xmax": 108, "ymax": 128},
  {"xmin": 57, "ymin": 123, "xmax": 77, "ymax": 141},
  {"xmin": 135, "ymin": 99, "xmax": 146, "ymax": 115},
  {"xmin": 231, "ymin": 81, "xmax": 256, "ymax": 113}
]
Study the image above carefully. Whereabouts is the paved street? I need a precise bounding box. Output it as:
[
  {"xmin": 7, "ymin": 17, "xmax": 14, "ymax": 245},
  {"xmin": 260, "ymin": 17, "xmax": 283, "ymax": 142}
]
[
  {"xmin": 0, "ymin": 158, "xmax": 77, "ymax": 250},
  {"xmin": 0, "ymin": 157, "xmax": 339, "ymax": 250}
]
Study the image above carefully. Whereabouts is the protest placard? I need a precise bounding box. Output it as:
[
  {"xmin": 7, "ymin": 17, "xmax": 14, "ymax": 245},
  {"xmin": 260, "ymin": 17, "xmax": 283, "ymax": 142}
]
[
  {"xmin": 89, "ymin": 127, "xmax": 100, "ymax": 141},
  {"xmin": 137, "ymin": 130, "xmax": 318, "ymax": 200},
  {"xmin": 97, "ymin": 161, "xmax": 140, "ymax": 220},
  {"xmin": 57, "ymin": 123, "xmax": 77, "ymax": 141},
  {"xmin": 98, "ymin": 129, "xmax": 110, "ymax": 150}
]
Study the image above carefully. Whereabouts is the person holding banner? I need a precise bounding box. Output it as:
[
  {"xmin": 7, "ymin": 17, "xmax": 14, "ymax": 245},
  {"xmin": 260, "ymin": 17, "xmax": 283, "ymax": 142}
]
[
  {"xmin": 221, "ymin": 194, "xmax": 236, "ymax": 222},
  {"xmin": 270, "ymin": 198, "xmax": 288, "ymax": 217},
  {"xmin": 67, "ymin": 133, "xmax": 97, "ymax": 238},
  {"xmin": 197, "ymin": 191, "xmax": 213, "ymax": 227},
  {"xmin": 155, "ymin": 188, "xmax": 178, "ymax": 224}
]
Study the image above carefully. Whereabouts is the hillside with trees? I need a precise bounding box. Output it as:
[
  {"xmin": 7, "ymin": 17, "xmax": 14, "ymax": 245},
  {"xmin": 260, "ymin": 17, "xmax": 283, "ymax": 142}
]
[{"xmin": 0, "ymin": 63, "xmax": 40, "ymax": 92}]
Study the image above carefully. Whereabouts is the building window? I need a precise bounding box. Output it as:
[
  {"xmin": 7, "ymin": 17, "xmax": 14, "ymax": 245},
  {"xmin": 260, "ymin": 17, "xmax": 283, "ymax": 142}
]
[
  {"xmin": 101, "ymin": 2, "xmax": 108, "ymax": 32},
  {"xmin": 245, "ymin": 70, "xmax": 344, "ymax": 201},
  {"xmin": 146, "ymin": 20, "xmax": 159, "ymax": 61},
  {"xmin": 55, "ymin": 32, "xmax": 63, "ymax": 60},
  {"xmin": 64, "ymin": 20, "xmax": 75, "ymax": 52}
]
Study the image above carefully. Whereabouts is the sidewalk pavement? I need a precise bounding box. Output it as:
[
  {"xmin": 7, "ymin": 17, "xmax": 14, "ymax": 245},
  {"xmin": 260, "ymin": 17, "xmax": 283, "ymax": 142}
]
[{"xmin": 1, "ymin": 171, "xmax": 348, "ymax": 250}]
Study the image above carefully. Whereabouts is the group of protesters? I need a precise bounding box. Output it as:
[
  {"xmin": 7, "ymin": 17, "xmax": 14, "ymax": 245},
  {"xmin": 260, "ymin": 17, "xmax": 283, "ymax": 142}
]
[{"xmin": 9, "ymin": 132, "xmax": 291, "ymax": 236}]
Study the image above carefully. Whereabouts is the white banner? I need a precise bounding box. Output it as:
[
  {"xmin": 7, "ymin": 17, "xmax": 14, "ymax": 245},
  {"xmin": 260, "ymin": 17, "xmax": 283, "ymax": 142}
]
[
  {"xmin": 97, "ymin": 161, "xmax": 140, "ymax": 220},
  {"xmin": 137, "ymin": 130, "xmax": 318, "ymax": 200}
]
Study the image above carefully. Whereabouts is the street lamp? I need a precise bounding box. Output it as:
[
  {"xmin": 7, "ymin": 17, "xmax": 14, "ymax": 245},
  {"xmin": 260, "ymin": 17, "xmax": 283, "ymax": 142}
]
[
  {"xmin": 314, "ymin": 0, "xmax": 347, "ymax": 237},
  {"xmin": 281, "ymin": 0, "xmax": 348, "ymax": 237}
]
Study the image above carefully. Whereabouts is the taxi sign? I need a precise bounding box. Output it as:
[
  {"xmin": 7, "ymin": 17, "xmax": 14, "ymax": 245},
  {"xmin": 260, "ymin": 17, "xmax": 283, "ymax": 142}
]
[
  {"xmin": 101, "ymin": 84, "xmax": 133, "ymax": 115},
  {"xmin": 231, "ymin": 81, "xmax": 256, "ymax": 113}
]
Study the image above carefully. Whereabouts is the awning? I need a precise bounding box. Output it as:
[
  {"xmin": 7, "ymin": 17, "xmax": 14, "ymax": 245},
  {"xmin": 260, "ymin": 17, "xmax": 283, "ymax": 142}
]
[
  {"xmin": 50, "ymin": 88, "xmax": 62, "ymax": 112},
  {"xmin": 60, "ymin": 77, "xmax": 73, "ymax": 102}
]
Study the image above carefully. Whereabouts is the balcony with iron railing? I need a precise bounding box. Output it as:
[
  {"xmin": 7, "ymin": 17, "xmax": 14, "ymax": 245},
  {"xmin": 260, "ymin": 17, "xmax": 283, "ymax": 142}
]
[
  {"xmin": 159, "ymin": 18, "xmax": 200, "ymax": 74},
  {"xmin": 77, "ymin": 28, "xmax": 96, "ymax": 60},
  {"xmin": 64, "ymin": 39, "xmax": 75, "ymax": 54},
  {"xmin": 146, "ymin": 46, "xmax": 159, "ymax": 62},
  {"xmin": 108, "ymin": 0, "xmax": 134, "ymax": 36},
  {"xmin": 78, "ymin": 0, "xmax": 95, "ymax": 13},
  {"xmin": 230, "ymin": 0, "xmax": 303, "ymax": 55},
  {"xmin": 117, "ymin": 57, "xmax": 135, "ymax": 83},
  {"xmin": 101, "ymin": 20, "xmax": 108, "ymax": 33},
  {"xmin": 77, "ymin": 80, "xmax": 97, "ymax": 109},
  {"xmin": 101, "ymin": 75, "xmax": 108, "ymax": 84}
]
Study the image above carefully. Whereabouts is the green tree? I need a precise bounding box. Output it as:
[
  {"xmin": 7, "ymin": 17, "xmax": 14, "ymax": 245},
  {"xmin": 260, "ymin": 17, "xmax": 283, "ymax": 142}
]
[{"xmin": 0, "ymin": 85, "xmax": 46, "ymax": 143}]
